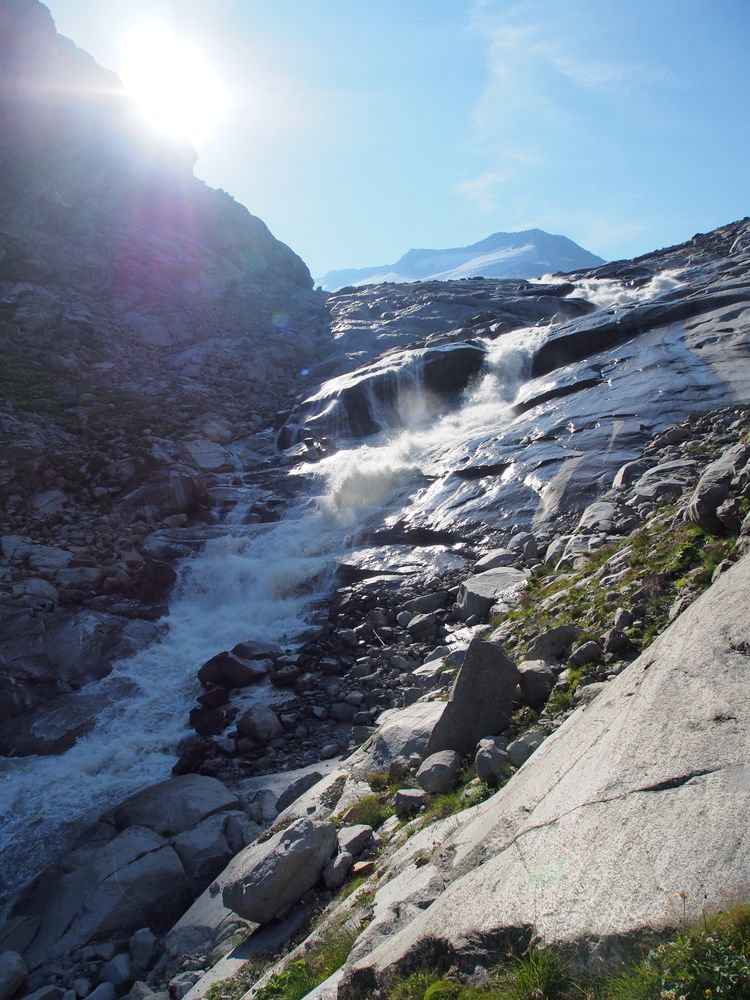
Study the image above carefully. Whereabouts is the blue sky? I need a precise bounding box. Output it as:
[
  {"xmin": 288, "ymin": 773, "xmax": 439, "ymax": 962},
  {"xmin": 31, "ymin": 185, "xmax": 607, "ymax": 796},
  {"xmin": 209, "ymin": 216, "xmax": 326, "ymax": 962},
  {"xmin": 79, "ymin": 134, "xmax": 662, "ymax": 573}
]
[{"xmin": 46, "ymin": 0, "xmax": 750, "ymax": 277}]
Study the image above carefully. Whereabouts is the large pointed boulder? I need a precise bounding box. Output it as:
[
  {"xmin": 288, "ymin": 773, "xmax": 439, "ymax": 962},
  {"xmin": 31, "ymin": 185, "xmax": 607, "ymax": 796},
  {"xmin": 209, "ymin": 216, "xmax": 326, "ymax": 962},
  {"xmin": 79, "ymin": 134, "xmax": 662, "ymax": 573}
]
[{"xmin": 423, "ymin": 638, "xmax": 520, "ymax": 757}]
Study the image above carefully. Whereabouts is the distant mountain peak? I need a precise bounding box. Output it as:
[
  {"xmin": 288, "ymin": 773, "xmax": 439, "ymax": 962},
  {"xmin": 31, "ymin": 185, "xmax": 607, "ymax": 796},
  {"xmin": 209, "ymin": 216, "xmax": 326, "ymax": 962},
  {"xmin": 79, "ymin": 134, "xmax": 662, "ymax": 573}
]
[{"xmin": 319, "ymin": 229, "xmax": 604, "ymax": 290}]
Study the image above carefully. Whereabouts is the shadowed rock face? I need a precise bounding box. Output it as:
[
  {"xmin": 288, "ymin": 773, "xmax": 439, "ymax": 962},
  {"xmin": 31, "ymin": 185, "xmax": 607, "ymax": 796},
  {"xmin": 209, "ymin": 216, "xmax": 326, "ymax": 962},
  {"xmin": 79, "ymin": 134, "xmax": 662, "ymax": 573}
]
[
  {"xmin": 295, "ymin": 342, "xmax": 486, "ymax": 438},
  {"xmin": 423, "ymin": 638, "xmax": 520, "ymax": 757},
  {"xmin": 0, "ymin": 1, "xmax": 329, "ymax": 759},
  {"xmin": 0, "ymin": 0, "xmax": 316, "ymax": 367}
]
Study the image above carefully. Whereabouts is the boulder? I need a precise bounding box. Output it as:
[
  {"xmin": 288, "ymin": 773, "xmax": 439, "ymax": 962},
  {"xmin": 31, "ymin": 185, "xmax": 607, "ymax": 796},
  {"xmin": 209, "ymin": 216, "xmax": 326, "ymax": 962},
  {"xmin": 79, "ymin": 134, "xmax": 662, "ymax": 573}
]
[
  {"xmin": 508, "ymin": 532, "xmax": 538, "ymax": 559},
  {"xmin": 339, "ymin": 554, "xmax": 750, "ymax": 992},
  {"xmin": 172, "ymin": 814, "xmax": 235, "ymax": 893},
  {"xmin": 553, "ymin": 534, "xmax": 610, "ymax": 568},
  {"xmin": 201, "ymin": 418, "xmax": 234, "ymax": 444},
  {"xmin": 544, "ymin": 535, "xmax": 571, "ymax": 566},
  {"xmin": 271, "ymin": 665, "xmax": 300, "ymax": 688},
  {"xmin": 0, "ymin": 952, "xmax": 26, "ymax": 1000},
  {"xmin": 412, "ymin": 658, "xmax": 452, "ymax": 691},
  {"xmin": 576, "ymin": 501, "xmax": 615, "ymax": 534},
  {"xmin": 402, "ymin": 593, "xmax": 449, "ymax": 615},
  {"xmin": 323, "ymin": 852, "xmax": 354, "ymax": 890},
  {"xmin": 53, "ymin": 567, "xmax": 103, "ymax": 591},
  {"xmin": 518, "ymin": 660, "xmax": 556, "ymax": 707},
  {"xmin": 407, "ymin": 612, "xmax": 441, "ymax": 639},
  {"xmin": 197, "ymin": 651, "xmax": 268, "ymax": 688},
  {"xmin": 394, "ymin": 789, "xmax": 426, "ymax": 819},
  {"xmin": 337, "ymin": 825, "xmax": 374, "ymax": 857},
  {"xmin": 120, "ymin": 469, "xmax": 205, "ymax": 521},
  {"xmin": 13, "ymin": 827, "xmax": 190, "ymax": 970},
  {"xmin": 474, "ymin": 737, "xmax": 509, "ymax": 785},
  {"xmin": 423, "ymin": 646, "xmax": 451, "ymax": 665},
  {"xmin": 231, "ymin": 640, "xmax": 282, "ymax": 661},
  {"xmin": 168, "ymin": 974, "xmax": 200, "ymax": 1000},
  {"xmin": 525, "ymin": 625, "xmax": 582, "ymax": 663},
  {"xmin": 716, "ymin": 498, "xmax": 743, "ymax": 534},
  {"xmin": 416, "ymin": 751, "xmax": 461, "ymax": 794},
  {"xmin": 0, "ymin": 683, "xmax": 135, "ymax": 757},
  {"xmin": 125, "ymin": 984, "xmax": 156, "ymax": 1000},
  {"xmin": 473, "ymin": 549, "xmax": 516, "ymax": 571},
  {"xmin": 275, "ymin": 772, "xmax": 323, "ymax": 813},
  {"xmin": 100, "ymin": 953, "xmax": 132, "ymax": 990},
  {"xmin": 85, "ymin": 985, "xmax": 116, "ymax": 1000},
  {"xmin": 456, "ymin": 568, "xmax": 527, "ymax": 620},
  {"xmin": 248, "ymin": 789, "xmax": 279, "ymax": 823},
  {"xmin": 128, "ymin": 929, "xmax": 157, "ymax": 975},
  {"xmin": 630, "ymin": 460, "xmax": 698, "ymax": 504},
  {"xmin": 348, "ymin": 701, "xmax": 444, "ymax": 775},
  {"xmin": 568, "ymin": 641, "xmax": 603, "ymax": 667},
  {"xmin": 603, "ymin": 628, "xmax": 629, "ymax": 654},
  {"xmin": 611, "ymin": 459, "xmax": 651, "ymax": 489},
  {"xmin": 0, "ymin": 610, "xmax": 143, "ymax": 726},
  {"xmin": 613, "ymin": 608, "xmax": 633, "ymax": 630},
  {"xmin": 685, "ymin": 444, "xmax": 749, "ymax": 533},
  {"xmin": 180, "ymin": 439, "xmax": 234, "ymax": 473},
  {"xmin": 114, "ymin": 774, "xmax": 240, "ymax": 836},
  {"xmin": 236, "ymin": 705, "xmax": 283, "ymax": 743},
  {"xmin": 330, "ymin": 702, "xmax": 357, "ymax": 723},
  {"xmin": 506, "ymin": 727, "xmax": 546, "ymax": 768},
  {"xmin": 423, "ymin": 639, "xmax": 520, "ymax": 757},
  {"xmin": 222, "ymin": 819, "xmax": 337, "ymax": 923},
  {"xmin": 24, "ymin": 545, "xmax": 71, "ymax": 572},
  {"xmin": 575, "ymin": 681, "xmax": 607, "ymax": 704}
]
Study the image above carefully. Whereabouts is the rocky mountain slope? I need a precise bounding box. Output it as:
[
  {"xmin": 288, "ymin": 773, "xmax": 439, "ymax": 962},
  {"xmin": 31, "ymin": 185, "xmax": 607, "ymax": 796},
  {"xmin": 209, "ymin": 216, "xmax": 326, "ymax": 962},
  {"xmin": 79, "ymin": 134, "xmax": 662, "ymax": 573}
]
[
  {"xmin": 2, "ymin": 4, "xmax": 750, "ymax": 999},
  {"xmin": 319, "ymin": 230, "xmax": 604, "ymax": 290},
  {"xmin": 2, "ymin": 208, "xmax": 749, "ymax": 995}
]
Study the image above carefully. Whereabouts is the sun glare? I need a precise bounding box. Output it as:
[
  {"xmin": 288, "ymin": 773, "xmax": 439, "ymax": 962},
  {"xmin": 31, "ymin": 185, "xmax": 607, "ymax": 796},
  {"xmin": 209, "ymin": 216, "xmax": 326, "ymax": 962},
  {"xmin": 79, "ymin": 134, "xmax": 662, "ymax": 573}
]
[{"xmin": 120, "ymin": 26, "xmax": 229, "ymax": 144}]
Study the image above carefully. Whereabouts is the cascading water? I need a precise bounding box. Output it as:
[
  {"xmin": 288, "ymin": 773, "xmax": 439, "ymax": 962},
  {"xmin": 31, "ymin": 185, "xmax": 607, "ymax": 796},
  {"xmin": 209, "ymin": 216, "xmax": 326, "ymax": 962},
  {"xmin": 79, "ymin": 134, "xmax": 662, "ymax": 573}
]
[
  {"xmin": 0, "ymin": 325, "xmax": 546, "ymax": 895},
  {"xmin": 4, "ymin": 269, "xmax": 688, "ymax": 896},
  {"xmin": 308, "ymin": 325, "xmax": 542, "ymax": 496},
  {"xmin": 0, "ymin": 503, "xmax": 339, "ymax": 893}
]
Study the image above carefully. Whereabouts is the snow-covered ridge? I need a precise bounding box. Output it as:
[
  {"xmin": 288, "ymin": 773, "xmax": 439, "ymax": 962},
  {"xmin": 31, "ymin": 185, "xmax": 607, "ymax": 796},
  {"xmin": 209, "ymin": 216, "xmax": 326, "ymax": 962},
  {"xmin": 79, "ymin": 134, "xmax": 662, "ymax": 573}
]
[{"xmin": 319, "ymin": 228, "xmax": 604, "ymax": 290}]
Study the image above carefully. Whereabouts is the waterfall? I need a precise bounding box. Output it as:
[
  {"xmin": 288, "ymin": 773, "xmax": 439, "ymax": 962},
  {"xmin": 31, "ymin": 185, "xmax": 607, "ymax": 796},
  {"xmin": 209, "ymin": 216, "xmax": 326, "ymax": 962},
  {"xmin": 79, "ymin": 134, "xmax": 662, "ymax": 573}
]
[{"xmin": 0, "ymin": 324, "xmax": 542, "ymax": 895}]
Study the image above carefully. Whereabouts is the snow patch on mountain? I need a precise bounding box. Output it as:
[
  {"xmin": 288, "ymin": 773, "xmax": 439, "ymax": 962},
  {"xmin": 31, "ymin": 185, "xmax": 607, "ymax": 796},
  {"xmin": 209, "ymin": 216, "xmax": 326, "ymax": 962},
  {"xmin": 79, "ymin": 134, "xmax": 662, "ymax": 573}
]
[{"xmin": 320, "ymin": 229, "xmax": 605, "ymax": 290}]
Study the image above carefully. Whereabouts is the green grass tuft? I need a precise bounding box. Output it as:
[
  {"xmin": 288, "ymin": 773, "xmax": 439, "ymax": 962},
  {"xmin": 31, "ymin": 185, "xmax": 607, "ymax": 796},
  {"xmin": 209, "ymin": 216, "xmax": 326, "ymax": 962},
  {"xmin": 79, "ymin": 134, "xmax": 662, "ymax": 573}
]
[
  {"xmin": 340, "ymin": 793, "xmax": 394, "ymax": 830},
  {"xmin": 605, "ymin": 904, "xmax": 750, "ymax": 1000},
  {"xmin": 495, "ymin": 948, "xmax": 572, "ymax": 1000},
  {"xmin": 385, "ymin": 906, "xmax": 750, "ymax": 1000},
  {"xmin": 255, "ymin": 919, "xmax": 360, "ymax": 1000}
]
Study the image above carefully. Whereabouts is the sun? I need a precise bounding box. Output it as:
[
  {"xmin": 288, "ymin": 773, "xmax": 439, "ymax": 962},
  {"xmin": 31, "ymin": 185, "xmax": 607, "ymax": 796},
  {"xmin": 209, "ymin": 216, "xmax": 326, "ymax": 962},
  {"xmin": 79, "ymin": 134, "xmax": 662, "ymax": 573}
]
[{"xmin": 120, "ymin": 26, "xmax": 229, "ymax": 144}]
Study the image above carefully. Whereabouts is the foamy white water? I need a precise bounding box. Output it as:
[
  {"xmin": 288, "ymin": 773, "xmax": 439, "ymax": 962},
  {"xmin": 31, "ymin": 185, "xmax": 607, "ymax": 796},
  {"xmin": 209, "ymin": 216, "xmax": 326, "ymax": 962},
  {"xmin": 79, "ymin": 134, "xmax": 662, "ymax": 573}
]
[
  {"xmin": 305, "ymin": 324, "xmax": 541, "ymax": 495},
  {"xmin": 533, "ymin": 268, "xmax": 685, "ymax": 310},
  {"xmin": 0, "ymin": 498, "xmax": 362, "ymax": 892}
]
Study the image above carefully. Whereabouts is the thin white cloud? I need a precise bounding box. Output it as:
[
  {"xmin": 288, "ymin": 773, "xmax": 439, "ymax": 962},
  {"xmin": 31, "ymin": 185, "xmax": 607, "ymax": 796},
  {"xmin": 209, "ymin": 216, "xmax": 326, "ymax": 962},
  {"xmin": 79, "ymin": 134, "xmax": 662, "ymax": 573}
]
[
  {"xmin": 468, "ymin": 0, "xmax": 676, "ymax": 137},
  {"xmin": 548, "ymin": 51, "xmax": 674, "ymax": 94},
  {"xmin": 459, "ymin": 0, "xmax": 678, "ymax": 234},
  {"xmin": 457, "ymin": 170, "xmax": 510, "ymax": 211},
  {"xmin": 457, "ymin": 144, "xmax": 538, "ymax": 210}
]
